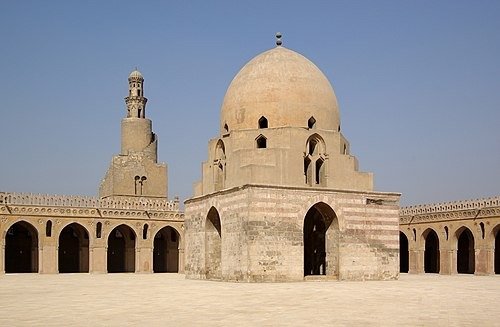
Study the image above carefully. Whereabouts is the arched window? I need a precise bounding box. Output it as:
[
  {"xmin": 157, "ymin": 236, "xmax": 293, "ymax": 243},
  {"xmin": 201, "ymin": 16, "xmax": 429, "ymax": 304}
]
[
  {"xmin": 256, "ymin": 135, "xmax": 267, "ymax": 148},
  {"xmin": 315, "ymin": 158, "xmax": 324, "ymax": 185},
  {"xmin": 223, "ymin": 123, "xmax": 229, "ymax": 133},
  {"xmin": 96, "ymin": 222, "xmax": 102, "ymax": 239},
  {"xmin": 304, "ymin": 134, "xmax": 326, "ymax": 186},
  {"xmin": 46, "ymin": 220, "xmax": 52, "ymax": 237},
  {"xmin": 214, "ymin": 140, "xmax": 226, "ymax": 191},
  {"xmin": 143, "ymin": 224, "xmax": 149, "ymax": 240},
  {"xmin": 258, "ymin": 116, "xmax": 268, "ymax": 129}
]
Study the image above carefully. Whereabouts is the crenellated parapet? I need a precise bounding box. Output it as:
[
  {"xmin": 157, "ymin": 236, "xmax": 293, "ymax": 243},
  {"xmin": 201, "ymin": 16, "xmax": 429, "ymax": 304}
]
[
  {"xmin": 400, "ymin": 195, "xmax": 500, "ymax": 224},
  {"xmin": 0, "ymin": 192, "xmax": 183, "ymax": 221}
]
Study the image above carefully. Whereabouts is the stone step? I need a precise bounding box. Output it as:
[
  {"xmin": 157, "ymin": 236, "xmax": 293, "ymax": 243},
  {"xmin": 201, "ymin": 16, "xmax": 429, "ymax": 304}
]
[{"xmin": 304, "ymin": 275, "xmax": 338, "ymax": 282}]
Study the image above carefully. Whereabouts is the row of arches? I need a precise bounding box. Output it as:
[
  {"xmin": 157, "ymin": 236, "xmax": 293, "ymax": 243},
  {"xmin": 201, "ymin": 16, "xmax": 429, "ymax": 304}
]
[
  {"xmin": 399, "ymin": 225, "xmax": 500, "ymax": 274},
  {"xmin": 4, "ymin": 221, "xmax": 180, "ymax": 274},
  {"xmin": 204, "ymin": 202, "xmax": 339, "ymax": 279}
]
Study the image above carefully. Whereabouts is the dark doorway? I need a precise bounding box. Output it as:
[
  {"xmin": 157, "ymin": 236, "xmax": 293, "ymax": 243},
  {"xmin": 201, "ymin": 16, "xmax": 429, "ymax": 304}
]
[
  {"xmin": 58, "ymin": 223, "xmax": 89, "ymax": 273},
  {"xmin": 205, "ymin": 207, "xmax": 222, "ymax": 279},
  {"xmin": 107, "ymin": 225, "xmax": 136, "ymax": 273},
  {"xmin": 5, "ymin": 221, "xmax": 38, "ymax": 273},
  {"xmin": 457, "ymin": 228, "xmax": 475, "ymax": 274},
  {"xmin": 495, "ymin": 229, "xmax": 500, "ymax": 274},
  {"xmin": 400, "ymin": 232, "xmax": 409, "ymax": 273},
  {"xmin": 153, "ymin": 226, "xmax": 180, "ymax": 273},
  {"xmin": 304, "ymin": 203, "xmax": 337, "ymax": 277},
  {"xmin": 424, "ymin": 229, "xmax": 440, "ymax": 273}
]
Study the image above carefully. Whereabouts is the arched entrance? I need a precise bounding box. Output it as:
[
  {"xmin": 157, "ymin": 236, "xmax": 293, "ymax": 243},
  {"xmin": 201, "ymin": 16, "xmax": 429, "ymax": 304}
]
[
  {"xmin": 424, "ymin": 229, "xmax": 439, "ymax": 273},
  {"xmin": 5, "ymin": 221, "xmax": 38, "ymax": 273},
  {"xmin": 399, "ymin": 232, "xmax": 409, "ymax": 273},
  {"xmin": 304, "ymin": 202, "xmax": 339, "ymax": 277},
  {"xmin": 457, "ymin": 227, "xmax": 475, "ymax": 274},
  {"xmin": 153, "ymin": 226, "xmax": 180, "ymax": 273},
  {"xmin": 58, "ymin": 223, "xmax": 89, "ymax": 273},
  {"xmin": 107, "ymin": 225, "xmax": 136, "ymax": 273},
  {"xmin": 205, "ymin": 207, "xmax": 222, "ymax": 279},
  {"xmin": 495, "ymin": 227, "xmax": 500, "ymax": 274}
]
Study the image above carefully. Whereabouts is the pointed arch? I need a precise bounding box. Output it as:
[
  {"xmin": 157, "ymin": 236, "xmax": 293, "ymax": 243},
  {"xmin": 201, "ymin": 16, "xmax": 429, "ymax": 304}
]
[
  {"xmin": 258, "ymin": 116, "xmax": 268, "ymax": 129},
  {"xmin": 153, "ymin": 226, "xmax": 181, "ymax": 273},
  {"xmin": 214, "ymin": 139, "xmax": 226, "ymax": 191},
  {"xmin": 493, "ymin": 225, "xmax": 500, "ymax": 274},
  {"xmin": 304, "ymin": 134, "xmax": 327, "ymax": 186},
  {"xmin": 399, "ymin": 231, "xmax": 409, "ymax": 273},
  {"xmin": 205, "ymin": 207, "xmax": 222, "ymax": 279},
  {"xmin": 256, "ymin": 134, "xmax": 267, "ymax": 149},
  {"xmin": 107, "ymin": 224, "xmax": 136, "ymax": 273},
  {"xmin": 303, "ymin": 202, "xmax": 339, "ymax": 278},
  {"xmin": 456, "ymin": 226, "xmax": 475, "ymax": 274},
  {"xmin": 306, "ymin": 133, "xmax": 326, "ymax": 156},
  {"xmin": 5, "ymin": 221, "xmax": 39, "ymax": 273},
  {"xmin": 422, "ymin": 228, "xmax": 439, "ymax": 273},
  {"xmin": 58, "ymin": 223, "xmax": 89, "ymax": 273}
]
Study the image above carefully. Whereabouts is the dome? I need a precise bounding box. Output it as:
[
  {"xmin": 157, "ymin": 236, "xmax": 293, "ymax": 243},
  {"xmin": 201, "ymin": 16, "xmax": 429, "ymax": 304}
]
[
  {"xmin": 220, "ymin": 46, "xmax": 340, "ymax": 132},
  {"xmin": 128, "ymin": 69, "xmax": 143, "ymax": 80}
]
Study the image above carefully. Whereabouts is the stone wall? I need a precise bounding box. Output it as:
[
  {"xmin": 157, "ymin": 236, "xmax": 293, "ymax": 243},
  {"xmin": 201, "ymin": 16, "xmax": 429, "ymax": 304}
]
[{"xmin": 185, "ymin": 184, "xmax": 400, "ymax": 282}]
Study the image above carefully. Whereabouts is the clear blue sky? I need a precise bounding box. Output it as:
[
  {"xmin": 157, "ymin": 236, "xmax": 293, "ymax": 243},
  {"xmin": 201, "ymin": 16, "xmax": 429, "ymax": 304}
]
[{"xmin": 0, "ymin": 1, "xmax": 499, "ymax": 206}]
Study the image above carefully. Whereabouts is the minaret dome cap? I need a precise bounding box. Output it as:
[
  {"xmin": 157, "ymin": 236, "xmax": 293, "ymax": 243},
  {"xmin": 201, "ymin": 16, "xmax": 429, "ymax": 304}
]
[{"xmin": 128, "ymin": 69, "xmax": 144, "ymax": 81}]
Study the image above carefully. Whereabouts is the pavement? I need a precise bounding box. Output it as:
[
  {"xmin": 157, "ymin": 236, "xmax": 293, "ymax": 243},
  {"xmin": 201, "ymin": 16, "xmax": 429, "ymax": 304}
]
[{"xmin": 0, "ymin": 273, "xmax": 498, "ymax": 326}]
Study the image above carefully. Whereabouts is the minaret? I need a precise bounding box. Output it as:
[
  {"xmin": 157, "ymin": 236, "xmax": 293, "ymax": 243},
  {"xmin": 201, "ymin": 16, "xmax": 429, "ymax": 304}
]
[
  {"xmin": 99, "ymin": 69, "xmax": 167, "ymax": 199},
  {"xmin": 121, "ymin": 69, "xmax": 157, "ymax": 161}
]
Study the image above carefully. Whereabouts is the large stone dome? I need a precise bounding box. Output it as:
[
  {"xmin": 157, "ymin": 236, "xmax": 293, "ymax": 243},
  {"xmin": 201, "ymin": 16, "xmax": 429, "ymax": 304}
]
[{"xmin": 220, "ymin": 46, "xmax": 340, "ymax": 132}]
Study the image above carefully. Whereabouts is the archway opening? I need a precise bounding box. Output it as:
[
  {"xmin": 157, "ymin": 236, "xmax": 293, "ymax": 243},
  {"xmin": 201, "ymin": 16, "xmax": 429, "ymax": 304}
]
[
  {"xmin": 153, "ymin": 226, "xmax": 180, "ymax": 273},
  {"xmin": 205, "ymin": 207, "xmax": 222, "ymax": 279},
  {"xmin": 107, "ymin": 225, "xmax": 136, "ymax": 273},
  {"xmin": 58, "ymin": 223, "xmax": 89, "ymax": 273},
  {"xmin": 495, "ymin": 228, "xmax": 500, "ymax": 274},
  {"xmin": 457, "ymin": 228, "xmax": 475, "ymax": 274},
  {"xmin": 424, "ymin": 229, "xmax": 439, "ymax": 273},
  {"xmin": 304, "ymin": 202, "xmax": 338, "ymax": 277},
  {"xmin": 399, "ymin": 232, "xmax": 409, "ymax": 273},
  {"xmin": 5, "ymin": 221, "xmax": 38, "ymax": 273}
]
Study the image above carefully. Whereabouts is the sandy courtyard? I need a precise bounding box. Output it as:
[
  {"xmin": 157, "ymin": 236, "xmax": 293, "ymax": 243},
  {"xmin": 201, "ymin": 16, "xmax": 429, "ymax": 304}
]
[{"xmin": 0, "ymin": 273, "xmax": 498, "ymax": 326}]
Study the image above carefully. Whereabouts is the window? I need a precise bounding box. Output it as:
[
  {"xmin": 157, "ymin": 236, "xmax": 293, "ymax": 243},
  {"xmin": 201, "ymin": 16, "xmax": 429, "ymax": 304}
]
[
  {"xmin": 256, "ymin": 135, "xmax": 267, "ymax": 148},
  {"xmin": 315, "ymin": 159, "xmax": 324, "ymax": 185},
  {"xmin": 46, "ymin": 220, "xmax": 52, "ymax": 237},
  {"xmin": 308, "ymin": 116, "xmax": 316, "ymax": 129},
  {"xmin": 135, "ymin": 175, "xmax": 147, "ymax": 195},
  {"xmin": 143, "ymin": 224, "xmax": 149, "ymax": 240},
  {"xmin": 96, "ymin": 222, "xmax": 102, "ymax": 239},
  {"xmin": 223, "ymin": 123, "xmax": 229, "ymax": 133},
  {"xmin": 258, "ymin": 116, "xmax": 268, "ymax": 129}
]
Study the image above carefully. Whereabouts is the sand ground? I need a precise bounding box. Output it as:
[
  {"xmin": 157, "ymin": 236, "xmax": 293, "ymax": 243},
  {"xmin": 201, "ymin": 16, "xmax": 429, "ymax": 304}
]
[{"xmin": 0, "ymin": 273, "xmax": 498, "ymax": 326}]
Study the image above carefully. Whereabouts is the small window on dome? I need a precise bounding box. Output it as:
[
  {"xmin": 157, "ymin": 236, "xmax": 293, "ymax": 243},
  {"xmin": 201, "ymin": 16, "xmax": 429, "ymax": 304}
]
[
  {"xmin": 223, "ymin": 123, "xmax": 229, "ymax": 133},
  {"xmin": 338, "ymin": 125, "xmax": 341, "ymax": 132},
  {"xmin": 258, "ymin": 116, "xmax": 268, "ymax": 129},
  {"xmin": 256, "ymin": 135, "xmax": 267, "ymax": 148},
  {"xmin": 308, "ymin": 117, "xmax": 316, "ymax": 129}
]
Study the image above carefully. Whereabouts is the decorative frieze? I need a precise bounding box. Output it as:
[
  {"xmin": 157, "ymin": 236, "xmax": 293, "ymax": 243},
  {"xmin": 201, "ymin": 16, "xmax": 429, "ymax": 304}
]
[
  {"xmin": 0, "ymin": 192, "xmax": 184, "ymax": 221},
  {"xmin": 400, "ymin": 196, "xmax": 500, "ymax": 224}
]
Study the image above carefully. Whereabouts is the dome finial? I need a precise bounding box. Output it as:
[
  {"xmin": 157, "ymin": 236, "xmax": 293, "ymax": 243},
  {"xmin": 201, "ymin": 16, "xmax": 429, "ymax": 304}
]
[{"xmin": 275, "ymin": 32, "xmax": 282, "ymax": 46}]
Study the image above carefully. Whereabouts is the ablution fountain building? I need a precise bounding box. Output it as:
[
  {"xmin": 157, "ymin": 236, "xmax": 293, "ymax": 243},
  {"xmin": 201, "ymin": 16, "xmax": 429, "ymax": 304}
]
[{"xmin": 1, "ymin": 35, "xmax": 499, "ymax": 279}]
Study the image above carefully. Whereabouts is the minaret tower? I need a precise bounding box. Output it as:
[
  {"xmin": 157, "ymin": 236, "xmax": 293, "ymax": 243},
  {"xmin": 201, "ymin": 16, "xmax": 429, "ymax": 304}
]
[
  {"xmin": 125, "ymin": 69, "xmax": 147, "ymax": 118},
  {"xmin": 99, "ymin": 69, "xmax": 167, "ymax": 199},
  {"xmin": 121, "ymin": 69, "xmax": 157, "ymax": 161}
]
